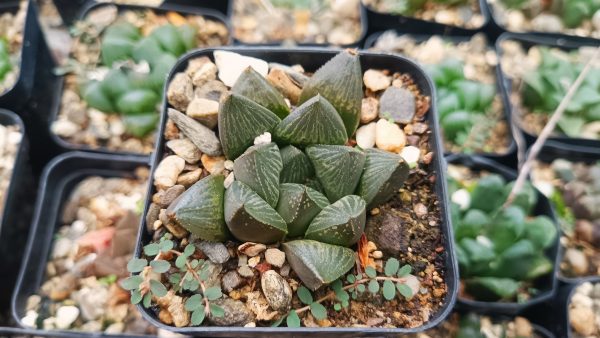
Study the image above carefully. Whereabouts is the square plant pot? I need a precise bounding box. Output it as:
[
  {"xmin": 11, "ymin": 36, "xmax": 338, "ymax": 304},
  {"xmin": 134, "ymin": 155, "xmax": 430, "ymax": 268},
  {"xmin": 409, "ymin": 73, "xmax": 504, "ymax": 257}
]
[
  {"xmin": 0, "ymin": 109, "xmax": 35, "ymax": 317},
  {"xmin": 446, "ymin": 154, "xmax": 560, "ymax": 316},
  {"xmin": 47, "ymin": 1, "xmax": 232, "ymax": 157},
  {"xmin": 496, "ymin": 32, "xmax": 600, "ymax": 156},
  {"xmin": 134, "ymin": 47, "xmax": 458, "ymax": 335},
  {"xmin": 362, "ymin": 0, "xmax": 490, "ymax": 37},
  {"xmin": 556, "ymin": 276, "xmax": 600, "ymax": 338},
  {"xmin": 11, "ymin": 151, "xmax": 150, "ymax": 336},
  {"xmin": 227, "ymin": 0, "xmax": 367, "ymax": 47},
  {"xmin": 364, "ymin": 31, "xmax": 517, "ymax": 166}
]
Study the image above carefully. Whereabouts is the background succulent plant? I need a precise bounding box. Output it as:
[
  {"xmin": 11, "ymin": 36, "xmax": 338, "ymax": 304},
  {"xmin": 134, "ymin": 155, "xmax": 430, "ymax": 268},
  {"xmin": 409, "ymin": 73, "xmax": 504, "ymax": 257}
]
[
  {"xmin": 82, "ymin": 21, "xmax": 199, "ymax": 137},
  {"xmin": 0, "ymin": 40, "xmax": 12, "ymax": 82},
  {"xmin": 448, "ymin": 172, "xmax": 557, "ymax": 301},
  {"xmin": 166, "ymin": 50, "xmax": 410, "ymax": 290},
  {"xmin": 502, "ymin": 0, "xmax": 600, "ymax": 28}
]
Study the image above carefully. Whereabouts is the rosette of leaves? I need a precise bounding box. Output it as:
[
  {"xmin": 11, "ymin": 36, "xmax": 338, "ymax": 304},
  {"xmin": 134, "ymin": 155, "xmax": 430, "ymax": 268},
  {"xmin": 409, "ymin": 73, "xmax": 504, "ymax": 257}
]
[
  {"xmin": 82, "ymin": 21, "xmax": 198, "ymax": 137},
  {"xmin": 425, "ymin": 59, "xmax": 495, "ymax": 148},
  {"xmin": 502, "ymin": 0, "xmax": 600, "ymax": 28},
  {"xmin": 448, "ymin": 173, "xmax": 558, "ymax": 302},
  {"xmin": 164, "ymin": 50, "xmax": 411, "ymax": 291},
  {"xmin": 520, "ymin": 47, "xmax": 600, "ymax": 139}
]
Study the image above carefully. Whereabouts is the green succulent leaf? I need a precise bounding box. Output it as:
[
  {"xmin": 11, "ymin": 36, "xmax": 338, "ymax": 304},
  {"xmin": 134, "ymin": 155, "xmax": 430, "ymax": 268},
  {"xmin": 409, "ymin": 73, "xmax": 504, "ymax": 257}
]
[
  {"xmin": 286, "ymin": 310, "xmax": 301, "ymax": 327},
  {"xmin": 279, "ymin": 145, "xmax": 315, "ymax": 184},
  {"xmin": 356, "ymin": 148, "xmax": 410, "ymax": 208},
  {"xmin": 178, "ymin": 24, "xmax": 197, "ymax": 50},
  {"xmin": 455, "ymin": 209, "xmax": 490, "ymax": 241},
  {"xmin": 274, "ymin": 94, "xmax": 347, "ymax": 147},
  {"xmin": 469, "ymin": 174, "xmax": 507, "ymax": 213},
  {"xmin": 123, "ymin": 112, "xmax": 160, "ymax": 138},
  {"xmin": 282, "ymin": 240, "xmax": 355, "ymax": 290},
  {"xmin": 149, "ymin": 53, "xmax": 178, "ymax": 91},
  {"xmin": 233, "ymin": 142, "xmax": 283, "ymax": 208},
  {"xmin": 276, "ymin": 183, "xmax": 329, "ymax": 237},
  {"xmin": 465, "ymin": 277, "xmax": 520, "ymax": 301},
  {"xmin": 150, "ymin": 24, "xmax": 186, "ymax": 56},
  {"xmin": 100, "ymin": 69, "xmax": 132, "ymax": 100},
  {"xmin": 101, "ymin": 36, "xmax": 135, "ymax": 67},
  {"xmin": 306, "ymin": 145, "xmax": 366, "ymax": 202},
  {"xmin": 218, "ymin": 93, "xmax": 281, "ymax": 160},
  {"xmin": 103, "ymin": 22, "xmax": 140, "ymax": 41},
  {"xmin": 299, "ymin": 50, "xmax": 362, "ymax": 136},
  {"xmin": 232, "ymin": 66, "xmax": 290, "ymax": 119},
  {"xmin": 132, "ymin": 36, "xmax": 163, "ymax": 65},
  {"xmin": 143, "ymin": 243, "xmax": 160, "ymax": 256},
  {"xmin": 166, "ymin": 174, "xmax": 229, "ymax": 241},
  {"xmin": 305, "ymin": 195, "xmax": 366, "ymax": 246},
  {"xmin": 524, "ymin": 215, "xmax": 557, "ymax": 249},
  {"xmin": 116, "ymin": 89, "xmax": 159, "ymax": 116},
  {"xmin": 224, "ymin": 181, "xmax": 287, "ymax": 244},
  {"xmin": 143, "ymin": 292, "xmax": 152, "ymax": 308},
  {"xmin": 365, "ymin": 266, "xmax": 377, "ymax": 278},
  {"xmin": 127, "ymin": 258, "xmax": 148, "ymax": 273},
  {"xmin": 209, "ymin": 304, "xmax": 225, "ymax": 318},
  {"xmin": 397, "ymin": 264, "xmax": 412, "ymax": 277},
  {"xmin": 82, "ymin": 81, "xmax": 115, "ymax": 113},
  {"xmin": 310, "ymin": 302, "xmax": 328, "ymax": 320}
]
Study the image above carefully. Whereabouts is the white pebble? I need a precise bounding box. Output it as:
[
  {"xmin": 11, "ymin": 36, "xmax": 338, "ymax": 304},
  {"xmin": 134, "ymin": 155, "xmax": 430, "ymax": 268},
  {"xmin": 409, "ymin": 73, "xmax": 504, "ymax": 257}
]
[
  {"xmin": 224, "ymin": 172, "xmax": 235, "ymax": 188},
  {"xmin": 55, "ymin": 306, "xmax": 79, "ymax": 329},
  {"xmin": 253, "ymin": 132, "xmax": 272, "ymax": 145},
  {"xmin": 451, "ymin": 189, "xmax": 471, "ymax": 210},
  {"xmin": 355, "ymin": 123, "xmax": 376, "ymax": 149},
  {"xmin": 214, "ymin": 51, "xmax": 268, "ymax": 87},
  {"xmin": 21, "ymin": 310, "xmax": 38, "ymax": 328},
  {"xmin": 399, "ymin": 146, "xmax": 420, "ymax": 166}
]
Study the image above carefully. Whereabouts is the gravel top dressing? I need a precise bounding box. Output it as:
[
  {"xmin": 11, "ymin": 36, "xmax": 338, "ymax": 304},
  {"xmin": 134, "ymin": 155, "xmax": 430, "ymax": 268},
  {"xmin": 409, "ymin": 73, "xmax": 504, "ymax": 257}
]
[
  {"xmin": 126, "ymin": 49, "xmax": 451, "ymax": 330},
  {"xmin": 0, "ymin": 1, "xmax": 26, "ymax": 95},
  {"xmin": 421, "ymin": 312, "xmax": 544, "ymax": 338},
  {"xmin": 0, "ymin": 123, "xmax": 21, "ymax": 220},
  {"xmin": 362, "ymin": 0, "xmax": 485, "ymax": 28},
  {"xmin": 231, "ymin": 0, "xmax": 362, "ymax": 45},
  {"xmin": 50, "ymin": 4, "xmax": 229, "ymax": 154},
  {"xmin": 569, "ymin": 281, "xmax": 600, "ymax": 337},
  {"xmin": 371, "ymin": 33, "xmax": 510, "ymax": 155},
  {"xmin": 22, "ymin": 170, "xmax": 155, "ymax": 334}
]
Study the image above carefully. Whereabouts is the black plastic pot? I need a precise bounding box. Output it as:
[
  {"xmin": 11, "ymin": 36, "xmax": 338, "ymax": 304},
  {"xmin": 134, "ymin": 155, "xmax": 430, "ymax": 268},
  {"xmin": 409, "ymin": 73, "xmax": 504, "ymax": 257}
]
[
  {"xmin": 362, "ymin": 0, "xmax": 489, "ymax": 37},
  {"xmin": 532, "ymin": 143, "xmax": 600, "ymax": 285},
  {"xmin": 450, "ymin": 310, "xmax": 556, "ymax": 338},
  {"xmin": 11, "ymin": 151, "xmax": 150, "ymax": 336},
  {"xmin": 0, "ymin": 109, "xmax": 35, "ymax": 319},
  {"xmin": 364, "ymin": 31, "xmax": 517, "ymax": 166},
  {"xmin": 51, "ymin": 0, "xmax": 91, "ymax": 26},
  {"xmin": 556, "ymin": 277, "xmax": 600, "ymax": 338},
  {"xmin": 483, "ymin": 0, "xmax": 600, "ymax": 44},
  {"xmin": 134, "ymin": 47, "xmax": 458, "ymax": 335},
  {"xmin": 496, "ymin": 32, "xmax": 600, "ymax": 156},
  {"xmin": 445, "ymin": 154, "xmax": 560, "ymax": 316},
  {"xmin": 166, "ymin": 0, "xmax": 230, "ymax": 15},
  {"xmin": 0, "ymin": 1, "xmax": 45, "ymax": 111},
  {"xmin": 227, "ymin": 0, "xmax": 367, "ymax": 47},
  {"xmin": 47, "ymin": 1, "xmax": 232, "ymax": 157}
]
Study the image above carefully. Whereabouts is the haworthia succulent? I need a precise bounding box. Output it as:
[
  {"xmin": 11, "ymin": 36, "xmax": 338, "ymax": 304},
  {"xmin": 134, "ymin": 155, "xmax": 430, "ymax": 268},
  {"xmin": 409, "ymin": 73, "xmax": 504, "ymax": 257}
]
[
  {"xmin": 166, "ymin": 175, "xmax": 229, "ymax": 241},
  {"xmin": 232, "ymin": 67, "xmax": 290, "ymax": 119},
  {"xmin": 276, "ymin": 183, "xmax": 329, "ymax": 238},
  {"xmin": 282, "ymin": 240, "xmax": 355, "ymax": 290},
  {"xmin": 356, "ymin": 148, "xmax": 410, "ymax": 208},
  {"xmin": 151, "ymin": 24, "xmax": 186, "ymax": 56},
  {"xmin": 218, "ymin": 93, "xmax": 281, "ymax": 160},
  {"xmin": 273, "ymin": 95, "xmax": 347, "ymax": 147},
  {"xmin": 304, "ymin": 195, "xmax": 366, "ymax": 246},
  {"xmin": 233, "ymin": 143, "xmax": 283, "ymax": 208},
  {"xmin": 298, "ymin": 50, "xmax": 362, "ymax": 137},
  {"xmin": 306, "ymin": 145, "xmax": 366, "ymax": 203},
  {"xmin": 279, "ymin": 145, "xmax": 314, "ymax": 184},
  {"xmin": 224, "ymin": 181, "xmax": 287, "ymax": 244}
]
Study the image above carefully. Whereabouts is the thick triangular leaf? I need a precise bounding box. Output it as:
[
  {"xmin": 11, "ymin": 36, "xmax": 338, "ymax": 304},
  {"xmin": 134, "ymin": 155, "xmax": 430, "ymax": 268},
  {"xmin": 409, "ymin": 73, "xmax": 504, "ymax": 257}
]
[
  {"xmin": 305, "ymin": 195, "xmax": 366, "ymax": 246},
  {"xmin": 356, "ymin": 148, "xmax": 410, "ymax": 208},
  {"xmin": 276, "ymin": 183, "xmax": 329, "ymax": 237},
  {"xmin": 469, "ymin": 174, "xmax": 506, "ymax": 213},
  {"xmin": 465, "ymin": 277, "xmax": 520, "ymax": 301},
  {"xmin": 224, "ymin": 181, "xmax": 287, "ymax": 244},
  {"xmin": 274, "ymin": 95, "xmax": 347, "ymax": 147},
  {"xmin": 218, "ymin": 93, "xmax": 281, "ymax": 160},
  {"xmin": 279, "ymin": 145, "xmax": 314, "ymax": 184},
  {"xmin": 524, "ymin": 215, "xmax": 557, "ymax": 250},
  {"xmin": 282, "ymin": 240, "xmax": 355, "ymax": 290},
  {"xmin": 306, "ymin": 145, "xmax": 365, "ymax": 202},
  {"xmin": 233, "ymin": 142, "xmax": 283, "ymax": 208},
  {"xmin": 166, "ymin": 175, "xmax": 229, "ymax": 241},
  {"xmin": 299, "ymin": 50, "xmax": 362, "ymax": 136},
  {"xmin": 232, "ymin": 67, "xmax": 290, "ymax": 119}
]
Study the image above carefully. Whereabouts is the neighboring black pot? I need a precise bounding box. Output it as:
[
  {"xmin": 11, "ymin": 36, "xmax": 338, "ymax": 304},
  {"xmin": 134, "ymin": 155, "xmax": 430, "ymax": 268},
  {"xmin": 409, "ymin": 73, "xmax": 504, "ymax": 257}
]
[
  {"xmin": 364, "ymin": 31, "xmax": 517, "ymax": 166},
  {"xmin": 556, "ymin": 277, "xmax": 600, "ymax": 338},
  {"xmin": 533, "ymin": 143, "xmax": 600, "ymax": 284},
  {"xmin": 362, "ymin": 0, "xmax": 489, "ymax": 37},
  {"xmin": 445, "ymin": 154, "xmax": 560, "ymax": 316},
  {"xmin": 0, "ymin": 1, "xmax": 45, "ymax": 111},
  {"xmin": 47, "ymin": 1, "xmax": 232, "ymax": 157},
  {"xmin": 483, "ymin": 0, "xmax": 600, "ymax": 44},
  {"xmin": 11, "ymin": 151, "xmax": 149, "ymax": 336},
  {"xmin": 134, "ymin": 47, "xmax": 458, "ymax": 336},
  {"xmin": 0, "ymin": 109, "xmax": 35, "ymax": 319},
  {"xmin": 450, "ymin": 310, "xmax": 556, "ymax": 338},
  {"xmin": 166, "ymin": 0, "xmax": 230, "ymax": 15},
  {"xmin": 496, "ymin": 32, "xmax": 600, "ymax": 155},
  {"xmin": 227, "ymin": 0, "xmax": 367, "ymax": 47},
  {"xmin": 51, "ymin": 0, "xmax": 90, "ymax": 26}
]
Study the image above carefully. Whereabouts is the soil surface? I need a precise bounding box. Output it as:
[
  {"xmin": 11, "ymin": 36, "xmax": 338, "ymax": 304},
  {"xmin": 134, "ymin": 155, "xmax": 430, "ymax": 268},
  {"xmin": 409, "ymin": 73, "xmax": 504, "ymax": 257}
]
[
  {"xmin": 0, "ymin": 123, "xmax": 21, "ymax": 217},
  {"xmin": 142, "ymin": 51, "xmax": 449, "ymax": 328},
  {"xmin": 50, "ymin": 6, "xmax": 229, "ymax": 154},
  {"xmin": 362, "ymin": 0, "xmax": 484, "ymax": 28},
  {"xmin": 532, "ymin": 159, "xmax": 600, "ymax": 279},
  {"xmin": 0, "ymin": 1, "xmax": 26, "ymax": 93},
  {"xmin": 569, "ymin": 281, "xmax": 600, "ymax": 337},
  {"xmin": 421, "ymin": 312, "xmax": 542, "ymax": 338},
  {"xmin": 22, "ymin": 170, "xmax": 156, "ymax": 335},
  {"xmin": 231, "ymin": 0, "xmax": 362, "ymax": 45},
  {"xmin": 370, "ymin": 33, "xmax": 510, "ymax": 155}
]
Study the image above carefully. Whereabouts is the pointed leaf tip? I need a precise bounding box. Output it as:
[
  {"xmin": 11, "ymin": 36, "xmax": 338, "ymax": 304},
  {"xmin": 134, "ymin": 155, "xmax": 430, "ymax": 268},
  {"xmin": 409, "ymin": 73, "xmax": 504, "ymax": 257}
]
[
  {"xmin": 232, "ymin": 66, "xmax": 290, "ymax": 119},
  {"xmin": 305, "ymin": 195, "xmax": 366, "ymax": 246},
  {"xmin": 233, "ymin": 142, "xmax": 283, "ymax": 208},
  {"xmin": 356, "ymin": 148, "xmax": 410, "ymax": 208},
  {"xmin": 276, "ymin": 183, "xmax": 329, "ymax": 238}
]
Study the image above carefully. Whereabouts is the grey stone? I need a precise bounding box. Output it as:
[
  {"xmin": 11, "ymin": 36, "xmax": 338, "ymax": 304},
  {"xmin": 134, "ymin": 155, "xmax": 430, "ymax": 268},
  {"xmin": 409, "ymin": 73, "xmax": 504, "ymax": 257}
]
[
  {"xmin": 221, "ymin": 270, "xmax": 243, "ymax": 292},
  {"xmin": 260, "ymin": 270, "xmax": 292, "ymax": 312},
  {"xmin": 204, "ymin": 262, "xmax": 223, "ymax": 288},
  {"xmin": 198, "ymin": 241, "xmax": 230, "ymax": 264},
  {"xmin": 154, "ymin": 185, "xmax": 185, "ymax": 208},
  {"xmin": 208, "ymin": 298, "xmax": 254, "ymax": 326},
  {"xmin": 364, "ymin": 207, "xmax": 408, "ymax": 256},
  {"xmin": 168, "ymin": 108, "xmax": 222, "ymax": 156},
  {"xmin": 378, "ymin": 87, "xmax": 416, "ymax": 124},
  {"xmin": 238, "ymin": 265, "xmax": 254, "ymax": 278}
]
